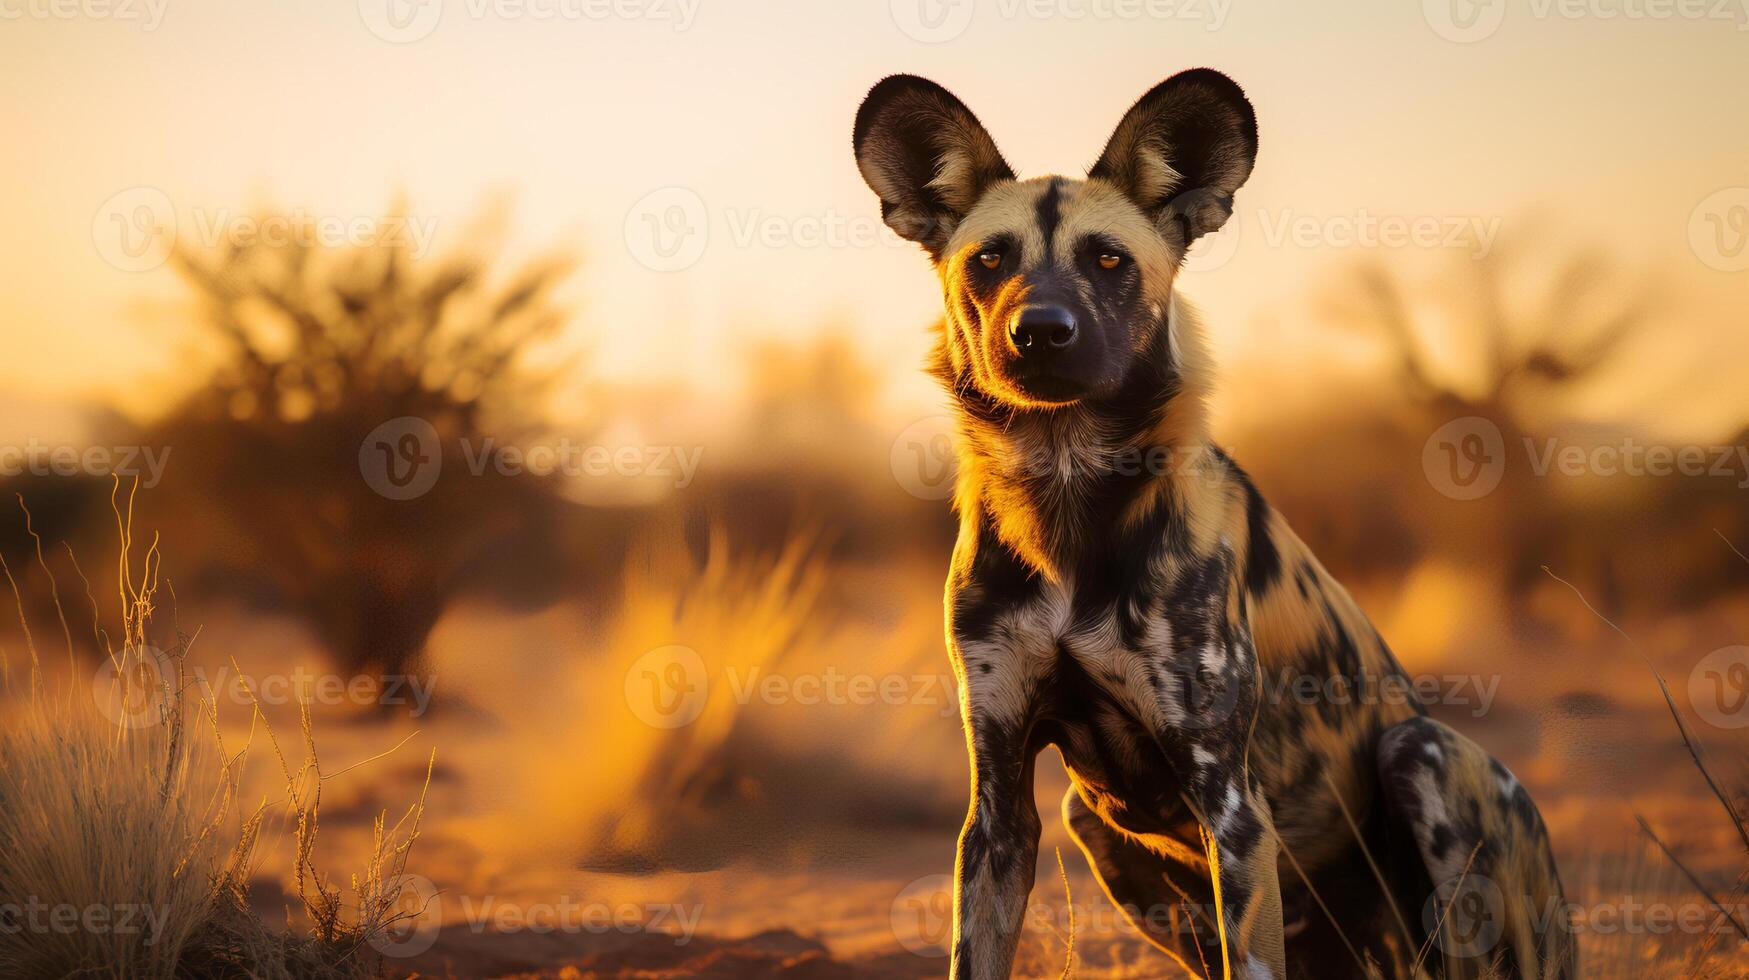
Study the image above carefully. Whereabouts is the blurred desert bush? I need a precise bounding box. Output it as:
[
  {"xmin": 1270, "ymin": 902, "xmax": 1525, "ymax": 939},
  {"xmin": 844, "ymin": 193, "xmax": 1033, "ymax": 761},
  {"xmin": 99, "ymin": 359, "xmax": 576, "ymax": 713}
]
[
  {"xmin": 148, "ymin": 209, "xmax": 605, "ymax": 675},
  {"xmin": 1240, "ymin": 229, "xmax": 1747, "ymax": 634}
]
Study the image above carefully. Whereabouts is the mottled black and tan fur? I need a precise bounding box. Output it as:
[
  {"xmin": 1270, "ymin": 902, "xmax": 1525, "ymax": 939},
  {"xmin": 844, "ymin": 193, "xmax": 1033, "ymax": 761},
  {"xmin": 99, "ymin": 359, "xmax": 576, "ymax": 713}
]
[{"xmin": 852, "ymin": 71, "xmax": 1575, "ymax": 979}]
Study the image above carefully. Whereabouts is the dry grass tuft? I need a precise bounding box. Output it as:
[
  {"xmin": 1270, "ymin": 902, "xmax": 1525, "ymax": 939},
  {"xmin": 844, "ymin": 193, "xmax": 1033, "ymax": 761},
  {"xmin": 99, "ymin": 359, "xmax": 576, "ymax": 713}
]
[
  {"xmin": 527, "ymin": 518, "xmax": 831, "ymax": 869},
  {"xmin": 0, "ymin": 482, "xmax": 433, "ymax": 978}
]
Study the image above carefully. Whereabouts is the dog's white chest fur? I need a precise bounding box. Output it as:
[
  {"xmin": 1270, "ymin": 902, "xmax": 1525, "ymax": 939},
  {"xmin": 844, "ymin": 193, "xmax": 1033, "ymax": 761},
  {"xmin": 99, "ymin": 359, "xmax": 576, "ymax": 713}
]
[{"xmin": 955, "ymin": 580, "xmax": 1181, "ymax": 735}]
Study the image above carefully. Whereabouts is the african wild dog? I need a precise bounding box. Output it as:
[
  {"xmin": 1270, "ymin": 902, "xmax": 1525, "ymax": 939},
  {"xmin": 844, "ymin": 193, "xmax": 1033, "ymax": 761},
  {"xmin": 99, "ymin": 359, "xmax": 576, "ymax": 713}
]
[{"xmin": 853, "ymin": 71, "xmax": 1575, "ymax": 979}]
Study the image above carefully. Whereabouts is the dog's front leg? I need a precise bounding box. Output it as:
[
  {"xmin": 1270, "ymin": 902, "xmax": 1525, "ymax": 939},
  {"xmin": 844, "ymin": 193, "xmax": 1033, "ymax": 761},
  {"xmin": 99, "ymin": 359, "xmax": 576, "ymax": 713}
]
[
  {"xmin": 1158, "ymin": 629, "xmax": 1287, "ymax": 978},
  {"xmin": 948, "ymin": 644, "xmax": 1044, "ymax": 979},
  {"xmin": 1181, "ymin": 756, "xmax": 1286, "ymax": 980}
]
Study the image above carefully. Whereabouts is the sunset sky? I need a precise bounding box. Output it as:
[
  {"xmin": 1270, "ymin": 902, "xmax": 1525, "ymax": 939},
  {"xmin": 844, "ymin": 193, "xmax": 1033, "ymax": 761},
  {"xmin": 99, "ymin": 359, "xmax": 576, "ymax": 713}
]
[{"xmin": 4, "ymin": 0, "xmax": 1746, "ymax": 435}]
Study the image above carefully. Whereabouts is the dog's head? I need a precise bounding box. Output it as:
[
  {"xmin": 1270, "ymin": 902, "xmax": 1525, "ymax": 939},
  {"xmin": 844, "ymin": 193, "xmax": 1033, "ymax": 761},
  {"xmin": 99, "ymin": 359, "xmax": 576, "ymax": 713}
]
[{"xmin": 853, "ymin": 70, "xmax": 1255, "ymax": 409}]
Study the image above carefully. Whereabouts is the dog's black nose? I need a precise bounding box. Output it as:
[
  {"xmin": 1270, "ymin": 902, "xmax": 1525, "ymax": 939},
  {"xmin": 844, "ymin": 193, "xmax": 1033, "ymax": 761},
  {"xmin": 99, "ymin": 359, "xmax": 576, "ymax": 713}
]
[{"xmin": 1009, "ymin": 306, "xmax": 1078, "ymax": 353}]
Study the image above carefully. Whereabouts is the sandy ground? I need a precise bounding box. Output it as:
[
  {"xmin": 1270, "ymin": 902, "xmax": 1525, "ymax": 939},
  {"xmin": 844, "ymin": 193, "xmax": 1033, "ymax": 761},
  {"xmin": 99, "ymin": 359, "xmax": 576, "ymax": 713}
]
[{"xmin": 69, "ymin": 565, "xmax": 1749, "ymax": 979}]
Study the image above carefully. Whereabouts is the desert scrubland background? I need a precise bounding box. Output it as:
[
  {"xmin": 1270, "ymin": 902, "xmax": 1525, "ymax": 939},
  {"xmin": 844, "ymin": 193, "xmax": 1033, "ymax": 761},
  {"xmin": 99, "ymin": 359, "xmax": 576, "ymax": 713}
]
[{"xmin": 2, "ymin": 1, "xmax": 1748, "ymax": 976}]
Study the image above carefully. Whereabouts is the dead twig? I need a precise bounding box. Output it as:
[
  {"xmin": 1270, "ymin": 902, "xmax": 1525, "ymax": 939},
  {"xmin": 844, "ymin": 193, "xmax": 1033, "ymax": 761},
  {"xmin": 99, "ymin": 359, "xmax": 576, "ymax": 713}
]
[
  {"xmin": 1634, "ymin": 814, "xmax": 1749, "ymax": 942},
  {"xmin": 1541, "ymin": 565, "xmax": 1749, "ymax": 854}
]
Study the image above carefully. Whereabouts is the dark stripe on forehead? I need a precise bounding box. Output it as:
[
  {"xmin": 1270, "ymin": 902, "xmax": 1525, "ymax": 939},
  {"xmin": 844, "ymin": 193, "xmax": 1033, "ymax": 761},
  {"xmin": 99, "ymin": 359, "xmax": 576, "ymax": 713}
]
[{"xmin": 1034, "ymin": 178, "xmax": 1062, "ymax": 265}]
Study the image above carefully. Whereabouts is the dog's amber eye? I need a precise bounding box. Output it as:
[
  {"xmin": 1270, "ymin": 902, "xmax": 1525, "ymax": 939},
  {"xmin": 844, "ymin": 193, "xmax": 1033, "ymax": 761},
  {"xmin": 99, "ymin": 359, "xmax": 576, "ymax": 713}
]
[
  {"xmin": 1098, "ymin": 253, "xmax": 1123, "ymax": 270},
  {"xmin": 977, "ymin": 252, "xmax": 1002, "ymax": 270}
]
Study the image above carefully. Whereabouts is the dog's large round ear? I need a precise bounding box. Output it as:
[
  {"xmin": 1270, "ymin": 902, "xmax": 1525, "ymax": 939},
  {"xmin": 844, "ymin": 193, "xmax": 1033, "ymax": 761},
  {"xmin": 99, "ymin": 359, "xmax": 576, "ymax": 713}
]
[
  {"xmin": 853, "ymin": 75, "xmax": 1015, "ymax": 259},
  {"xmin": 1089, "ymin": 69, "xmax": 1257, "ymax": 254}
]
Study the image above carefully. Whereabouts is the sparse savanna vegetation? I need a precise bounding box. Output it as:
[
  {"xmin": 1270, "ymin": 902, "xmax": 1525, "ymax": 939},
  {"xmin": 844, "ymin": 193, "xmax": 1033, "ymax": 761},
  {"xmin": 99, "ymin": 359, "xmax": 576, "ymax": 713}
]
[
  {"xmin": 0, "ymin": 489, "xmax": 432, "ymax": 978},
  {"xmin": 2, "ymin": 204, "xmax": 1745, "ymax": 977}
]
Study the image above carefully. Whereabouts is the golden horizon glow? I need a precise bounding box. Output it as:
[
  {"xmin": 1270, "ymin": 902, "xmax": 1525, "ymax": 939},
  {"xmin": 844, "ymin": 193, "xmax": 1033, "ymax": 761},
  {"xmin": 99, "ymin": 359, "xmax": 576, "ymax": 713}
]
[{"xmin": 4, "ymin": 1, "xmax": 1747, "ymax": 438}]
